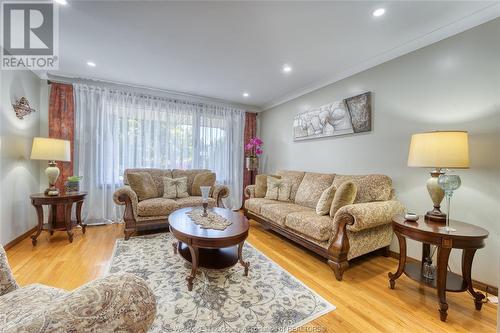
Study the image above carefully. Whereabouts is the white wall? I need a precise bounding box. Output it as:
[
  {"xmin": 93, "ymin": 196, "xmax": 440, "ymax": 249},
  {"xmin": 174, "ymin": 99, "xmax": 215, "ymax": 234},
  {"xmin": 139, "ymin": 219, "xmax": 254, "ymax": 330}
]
[
  {"xmin": 260, "ymin": 18, "xmax": 500, "ymax": 286},
  {"xmin": 0, "ymin": 70, "xmax": 42, "ymax": 245}
]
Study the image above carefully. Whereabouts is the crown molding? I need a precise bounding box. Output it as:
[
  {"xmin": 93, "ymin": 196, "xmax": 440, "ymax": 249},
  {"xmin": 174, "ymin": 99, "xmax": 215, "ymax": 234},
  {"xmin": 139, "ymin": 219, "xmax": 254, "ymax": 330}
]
[{"xmin": 261, "ymin": 3, "xmax": 500, "ymax": 111}]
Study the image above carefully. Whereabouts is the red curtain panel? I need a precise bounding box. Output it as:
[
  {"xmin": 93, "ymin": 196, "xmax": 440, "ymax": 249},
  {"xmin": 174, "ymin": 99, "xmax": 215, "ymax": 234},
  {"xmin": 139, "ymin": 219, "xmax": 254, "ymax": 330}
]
[
  {"xmin": 48, "ymin": 83, "xmax": 75, "ymax": 191},
  {"xmin": 242, "ymin": 112, "xmax": 257, "ymax": 203}
]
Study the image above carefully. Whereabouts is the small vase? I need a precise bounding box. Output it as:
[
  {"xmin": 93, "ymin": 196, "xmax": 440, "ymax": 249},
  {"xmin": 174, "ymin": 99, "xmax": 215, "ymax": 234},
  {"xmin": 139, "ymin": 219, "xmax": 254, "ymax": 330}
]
[
  {"xmin": 65, "ymin": 181, "xmax": 80, "ymax": 193},
  {"xmin": 245, "ymin": 156, "xmax": 259, "ymax": 171}
]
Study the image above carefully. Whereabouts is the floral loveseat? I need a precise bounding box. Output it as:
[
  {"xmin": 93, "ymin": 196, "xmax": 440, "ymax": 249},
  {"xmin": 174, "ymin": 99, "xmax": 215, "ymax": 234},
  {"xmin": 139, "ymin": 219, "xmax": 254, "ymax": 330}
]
[
  {"xmin": 0, "ymin": 245, "xmax": 156, "ymax": 332},
  {"xmin": 244, "ymin": 170, "xmax": 404, "ymax": 280},
  {"xmin": 114, "ymin": 168, "xmax": 230, "ymax": 239}
]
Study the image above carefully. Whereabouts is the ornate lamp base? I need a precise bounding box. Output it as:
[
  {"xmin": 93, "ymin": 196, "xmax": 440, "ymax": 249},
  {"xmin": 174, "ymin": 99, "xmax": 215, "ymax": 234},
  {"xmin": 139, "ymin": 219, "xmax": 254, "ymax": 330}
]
[{"xmin": 425, "ymin": 170, "xmax": 446, "ymax": 222}]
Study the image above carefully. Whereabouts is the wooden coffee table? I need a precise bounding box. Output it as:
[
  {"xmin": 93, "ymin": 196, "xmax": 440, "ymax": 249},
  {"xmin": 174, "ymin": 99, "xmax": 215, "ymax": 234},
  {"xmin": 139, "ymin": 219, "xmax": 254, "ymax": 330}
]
[{"xmin": 168, "ymin": 207, "xmax": 250, "ymax": 291}]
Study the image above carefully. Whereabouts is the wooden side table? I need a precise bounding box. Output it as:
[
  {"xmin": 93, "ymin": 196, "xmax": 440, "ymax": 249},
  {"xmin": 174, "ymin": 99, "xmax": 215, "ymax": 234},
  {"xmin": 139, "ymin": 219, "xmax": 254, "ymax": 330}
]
[
  {"xmin": 388, "ymin": 215, "xmax": 488, "ymax": 322},
  {"xmin": 30, "ymin": 192, "xmax": 87, "ymax": 245}
]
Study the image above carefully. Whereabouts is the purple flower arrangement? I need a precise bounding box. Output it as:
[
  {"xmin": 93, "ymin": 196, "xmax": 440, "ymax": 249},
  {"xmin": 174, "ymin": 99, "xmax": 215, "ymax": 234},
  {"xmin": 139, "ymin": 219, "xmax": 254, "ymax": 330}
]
[{"xmin": 245, "ymin": 136, "xmax": 263, "ymax": 157}]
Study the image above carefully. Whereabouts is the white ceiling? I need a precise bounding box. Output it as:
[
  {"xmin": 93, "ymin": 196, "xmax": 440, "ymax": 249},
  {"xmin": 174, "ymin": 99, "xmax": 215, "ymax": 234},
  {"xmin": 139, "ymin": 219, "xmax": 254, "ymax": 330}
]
[{"xmin": 50, "ymin": 1, "xmax": 500, "ymax": 110}]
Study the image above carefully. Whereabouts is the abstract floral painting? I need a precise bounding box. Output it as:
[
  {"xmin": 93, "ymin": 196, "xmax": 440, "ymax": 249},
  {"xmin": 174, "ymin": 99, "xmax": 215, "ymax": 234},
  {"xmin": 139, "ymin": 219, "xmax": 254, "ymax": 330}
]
[{"xmin": 293, "ymin": 92, "xmax": 372, "ymax": 141}]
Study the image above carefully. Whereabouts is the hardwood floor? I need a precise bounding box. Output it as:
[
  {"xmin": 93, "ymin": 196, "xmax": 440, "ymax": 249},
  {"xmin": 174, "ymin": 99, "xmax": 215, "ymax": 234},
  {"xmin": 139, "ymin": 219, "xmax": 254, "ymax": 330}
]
[{"xmin": 6, "ymin": 220, "xmax": 497, "ymax": 332}]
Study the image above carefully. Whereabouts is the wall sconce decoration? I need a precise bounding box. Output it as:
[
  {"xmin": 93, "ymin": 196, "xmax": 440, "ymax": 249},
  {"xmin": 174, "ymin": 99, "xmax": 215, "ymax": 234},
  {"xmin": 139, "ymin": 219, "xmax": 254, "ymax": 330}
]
[{"xmin": 13, "ymin": 97, "xmax": 36, "ymax": 120}]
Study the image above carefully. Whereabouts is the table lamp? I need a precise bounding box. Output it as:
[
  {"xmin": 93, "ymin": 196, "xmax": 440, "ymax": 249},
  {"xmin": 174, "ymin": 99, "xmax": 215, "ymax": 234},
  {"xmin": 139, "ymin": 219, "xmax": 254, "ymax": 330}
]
[
  {"xmin": 407, "ymin": 131, "xmax": 469, "ymax": 222},
  {"xmin": 31, "ymin": 137, "xmax": 71, "ymax": 196}
]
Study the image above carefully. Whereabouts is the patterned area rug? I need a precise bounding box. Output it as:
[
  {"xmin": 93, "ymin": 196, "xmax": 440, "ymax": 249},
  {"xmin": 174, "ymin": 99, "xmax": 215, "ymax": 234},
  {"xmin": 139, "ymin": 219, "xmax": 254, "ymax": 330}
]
[{"xmin": 108, "ymin": 233, "xmax": 335, "ymax": 332}]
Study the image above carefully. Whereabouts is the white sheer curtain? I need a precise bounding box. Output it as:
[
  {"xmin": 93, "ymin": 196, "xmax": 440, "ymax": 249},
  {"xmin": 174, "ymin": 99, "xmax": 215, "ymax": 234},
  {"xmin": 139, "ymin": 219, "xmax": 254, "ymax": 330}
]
[{"xmin": 73, "ymin": 83, "xmax": 245, "ymax": 223}]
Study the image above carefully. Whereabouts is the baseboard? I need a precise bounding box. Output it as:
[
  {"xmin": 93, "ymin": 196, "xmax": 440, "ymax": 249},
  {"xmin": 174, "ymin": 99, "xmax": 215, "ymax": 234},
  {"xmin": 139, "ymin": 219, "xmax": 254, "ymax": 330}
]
[
  {"xmin": 389, "ymin": 251, "xmax": 498, "ymax": 296},
  {"xmin": 4, "ymin": 226, "xmax": 37, "ymax": 251}
]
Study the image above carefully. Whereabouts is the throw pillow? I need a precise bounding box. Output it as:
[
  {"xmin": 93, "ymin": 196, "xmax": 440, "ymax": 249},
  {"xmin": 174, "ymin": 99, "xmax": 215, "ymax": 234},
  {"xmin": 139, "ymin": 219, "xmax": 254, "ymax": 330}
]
[
  {"xmin": 265, "ymin": 177, "xmax": 292, "ymax": 202},
  {"xmin": 191, "ymin": 172, "xmax": 216, "ymax": 196},
  {"xmin": 127, "ymin": 172, "xmax": 159, "ymax": 201},
  {"xmin": 329, "ymin": 181, "xmax": 357, "ymax": 217},
  {"xmin": 255, "ymin": 174, "xmax": 281, "ymax": 198},
  {"xmin": 163, "ymin": 177, "xmax": 189, "ymax": 199},
  {"xmin": 316, "ymin": 184, "xmax": 336, "ymax": 215}
]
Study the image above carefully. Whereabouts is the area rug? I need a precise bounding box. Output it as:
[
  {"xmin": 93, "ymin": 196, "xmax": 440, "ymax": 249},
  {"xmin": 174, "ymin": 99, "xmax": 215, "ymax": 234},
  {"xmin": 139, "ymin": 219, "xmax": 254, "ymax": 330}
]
[{"xmin": 108, "ymin": 233, "xmax": 335, "ymax": 332}]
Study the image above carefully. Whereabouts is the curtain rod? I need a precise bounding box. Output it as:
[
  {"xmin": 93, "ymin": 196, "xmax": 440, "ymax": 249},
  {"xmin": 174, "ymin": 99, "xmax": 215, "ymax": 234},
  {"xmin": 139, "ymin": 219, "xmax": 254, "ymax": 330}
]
[{"xmin": 46, "ymin": 76, "xmax": 260, "ymax": 112}]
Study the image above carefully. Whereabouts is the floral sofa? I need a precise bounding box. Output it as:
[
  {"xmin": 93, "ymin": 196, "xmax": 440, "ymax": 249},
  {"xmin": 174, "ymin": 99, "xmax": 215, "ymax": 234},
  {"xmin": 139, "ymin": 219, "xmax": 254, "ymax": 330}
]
[
  {"xmin": 114, "ymin": 168, "xmax": 230, "ymax": 240},
  {"xmin": 0, "ymin": 245, "xmax": 156, "ymax": 332},
  {"xmin": 244, "ymin": 170, "xmax": 404, "ymax": 281}
]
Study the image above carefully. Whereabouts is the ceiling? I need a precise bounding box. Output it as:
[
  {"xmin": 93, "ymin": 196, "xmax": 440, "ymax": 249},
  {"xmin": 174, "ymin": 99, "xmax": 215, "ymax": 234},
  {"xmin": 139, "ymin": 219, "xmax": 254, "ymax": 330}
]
[{"xmin": 49, "ymin": 1, "xmax": 500, "ymax": 110}]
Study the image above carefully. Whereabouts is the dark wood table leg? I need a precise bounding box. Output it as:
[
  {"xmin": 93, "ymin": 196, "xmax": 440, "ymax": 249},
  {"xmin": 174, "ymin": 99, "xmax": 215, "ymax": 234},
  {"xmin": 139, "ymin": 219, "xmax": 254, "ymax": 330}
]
[
  {"xmin": 462, "ymin": 249, "xmax": 485, "ymax": 310},
  {"xmin": 64, "ymin": 203, "xmax": 74, "ymax": 243},
  {"xmin": 76, "ymin": 200, "xmax": 86, "ymax": 234},
  {"xmin": 436, "ymin": 245, "xmax": 452, "ymax": 321},
  {"xmin": 172, "ymin": 241, "xmax": 178, "ymax": 254},
  {"xmin": 49, "ymin": 204, "xmax": 57, "ymax": 235},
  {"xmin": 388, "ymin": 232, "xmax": 406, "ymax": 289},
  {"xmin": 31, "ymin": 204, "xmax": 44, "ymax": 246},
  {"xmin": 186, "ymin": 245, "xmax": 199, "ymax": 291},
  {"xmin": 238, "ymin": 241, "xmax": 250, "ymax": 276}
]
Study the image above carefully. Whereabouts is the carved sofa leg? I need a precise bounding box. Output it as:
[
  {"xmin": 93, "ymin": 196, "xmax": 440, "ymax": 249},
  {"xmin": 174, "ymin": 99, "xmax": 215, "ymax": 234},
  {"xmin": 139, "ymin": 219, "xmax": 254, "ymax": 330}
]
[
  {"xmin": 124, "ymin": 228, "xmax": 135, "ymax": 241},
  {"xmin": 383, "ymin": 245, "xmax": 391, "ymax": 257},
  {"xmin": 328, "ymin": 259, "xmax": 349, "ymax": 281}
]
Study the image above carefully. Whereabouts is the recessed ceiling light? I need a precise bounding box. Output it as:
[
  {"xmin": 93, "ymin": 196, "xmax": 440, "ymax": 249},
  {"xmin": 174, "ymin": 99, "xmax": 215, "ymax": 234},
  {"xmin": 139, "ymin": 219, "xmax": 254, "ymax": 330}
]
[
  {"xmin": 242, "ymin": 92, "xmax": 250, "ymax": 98},
  {"xmin": 373, "ymin": 8, "xmax": 385, "ymax": 17},
  {"xmin": 54, "ymin": 0, "xmax": 68, "ymax": 5},
  {"xmin": 86, "ymin": 61, "xmax": 96, "ymax": 67},
  {"xmin": 282, "ymin": 64, "xmax": 292, "ymax": 73}
]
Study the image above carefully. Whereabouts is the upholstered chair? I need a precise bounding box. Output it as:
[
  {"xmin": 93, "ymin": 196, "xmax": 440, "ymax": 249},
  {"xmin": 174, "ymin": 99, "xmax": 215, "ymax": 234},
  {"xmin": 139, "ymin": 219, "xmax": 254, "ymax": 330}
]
[{"xmin": 0, "ymin": 245, "xmax": 157, "ymax": 332}]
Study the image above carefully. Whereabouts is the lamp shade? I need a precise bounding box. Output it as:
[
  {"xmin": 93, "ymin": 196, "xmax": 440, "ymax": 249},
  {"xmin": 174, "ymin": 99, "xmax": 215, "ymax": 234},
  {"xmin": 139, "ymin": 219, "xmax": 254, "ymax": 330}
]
[
  {"xmin": 31, "ymin": 137, "xmax": 71, "ymax": 162},
  {"xmin": 407, "ymin": 131, "xmax": 469, "ymax": 169}
]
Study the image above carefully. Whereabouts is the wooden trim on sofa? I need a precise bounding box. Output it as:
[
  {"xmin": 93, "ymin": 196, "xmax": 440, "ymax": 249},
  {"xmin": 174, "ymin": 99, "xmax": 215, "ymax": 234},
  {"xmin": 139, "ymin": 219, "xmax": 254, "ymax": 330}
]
[
  {"xmin": 244, "ymin": 208, "xmax": 354, "ymax": 281},
  {"xmin": 4, "ymin": 226, "xmax": 37, "ymax": 250},
  {"xmin": 389, "ymin": 250, "xmax": 498, "ymax": 296}
]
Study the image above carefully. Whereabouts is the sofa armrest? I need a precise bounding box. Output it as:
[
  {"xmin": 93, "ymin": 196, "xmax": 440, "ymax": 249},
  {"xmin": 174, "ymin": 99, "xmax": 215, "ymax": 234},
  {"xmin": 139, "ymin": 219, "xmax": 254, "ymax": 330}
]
[
  {"xmin": 0, "ymin": 246, "xmax": 18, "ymax": 296},
  {"xmin": 113, "ymin": 186, "xmax": 139, "ymax": 220},
  {"xmin": 212, "ymin": 184, "xmax": 230, "ymax": 207},
  {"xmin": 3, "ymin": 273, "xmax": 156, "ymax": 333},
  {"xmin": 244, "ymin": 185, "xmax": 256, "ymax": 198},
  {"xmin": 334, "ymin": 200, "xmax": 405, "ymax": 233}
]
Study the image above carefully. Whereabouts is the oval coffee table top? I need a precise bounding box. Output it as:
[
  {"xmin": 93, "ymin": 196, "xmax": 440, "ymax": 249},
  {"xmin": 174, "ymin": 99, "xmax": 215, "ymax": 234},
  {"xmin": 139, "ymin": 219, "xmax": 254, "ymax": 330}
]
[{"xmin": 168, "ymin": 207, "xmax": 249, "ymax": 241}]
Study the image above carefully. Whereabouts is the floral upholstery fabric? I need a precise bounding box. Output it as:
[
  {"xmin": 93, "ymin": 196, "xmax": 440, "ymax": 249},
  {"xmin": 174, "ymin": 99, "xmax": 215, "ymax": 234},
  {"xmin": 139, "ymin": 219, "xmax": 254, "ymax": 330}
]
[
  {"xmin": 1, "ymin": 274, "xmax": 156, "ymax": 333},
  {"xmin": 260, "ymin": 203, "xmax": 312, "ymax": 227},
  {"xmin": 244, "ymin": 185, "xmax": 256, "ymax": 198},
  {"xmin": 255, "ymin": 174, "xmax": 281, "ymax": 198},
  {"xmin": 346, "ymin": 224, "xmax": 393, "ymax": 260},
  {"xmin": 175, "ymin": 196, "xmax": 216, "ymax": 209},
  {"xmin": 285, "ymin": 211, "xmax": 334, "ymax": 242},
  {"xmin": 0, "ymin": 284, "xmax": 65, "ymax": 325},
  {"xmin": 334, "ymin": 200, "xmax": 405, "ymax": 233},
  {"xmin": 211, "ymin": 184, "xmax": 230, "ymax": 207},
  {"xmin": 191, "ymin": 172, "xmax": 216, "ymax": 196},
  {"xmin": 172, "ymin": 169, "xmax": 210, "ymax": 196},
  {"xmin": 0, "ymin": 242, "xmax": 156, "ymax": 332},
  {"xmin": 0, "ymin": 246, "xmax": 17, "ymax": 296},
  {"xmin": 332, "ymin": 174, "xmax": 393, "ymax": 204},
  {"xmin": 329, "ymin": 181, "xmax": 357, "ymax": 217},
  {"xmin": 113, "ymin": 185, "xmax": 139, "ymax": 219},
  {"xmin": 244, "ymin": 198, "xmax": 281, "ymax": 214},
  {"xmin": 137, "ymin": 198, "xmax": 180, "ymax": 217},
  {"xmin": 316, "ymin": 185, "xmax": 336, "ymax": 215},
  {"xmin": 163, "ymin": 177, "xmax": 189, "ymax": 199},
  {"xmin": 124, "ymin": 168, "xmax": 171, "ymax": 197},
  {"xmin": 264, "ymin": 177, "xmax": 292, "ymax": 201},
  {"xmin": 294, "ymin": 172, "xmax": 335, "ymax": 209},
  {"xmin": 127, "ymin": 172, "xmax": 159, "ymax": 201},
  {"xmin": 276, "ymin": 170, "xmax": 306, "ymax": 201}
]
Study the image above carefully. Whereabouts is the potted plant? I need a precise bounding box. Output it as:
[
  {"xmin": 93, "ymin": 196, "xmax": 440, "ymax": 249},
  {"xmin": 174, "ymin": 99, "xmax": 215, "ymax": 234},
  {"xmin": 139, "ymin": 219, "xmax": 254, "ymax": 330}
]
[
  {"xmin": 65, "ymin": 176, "xmax": 83, "ymax": 193},
  {"xmin": 245, "ymin": 137, "xmax": 263, "ymax": 171}
]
